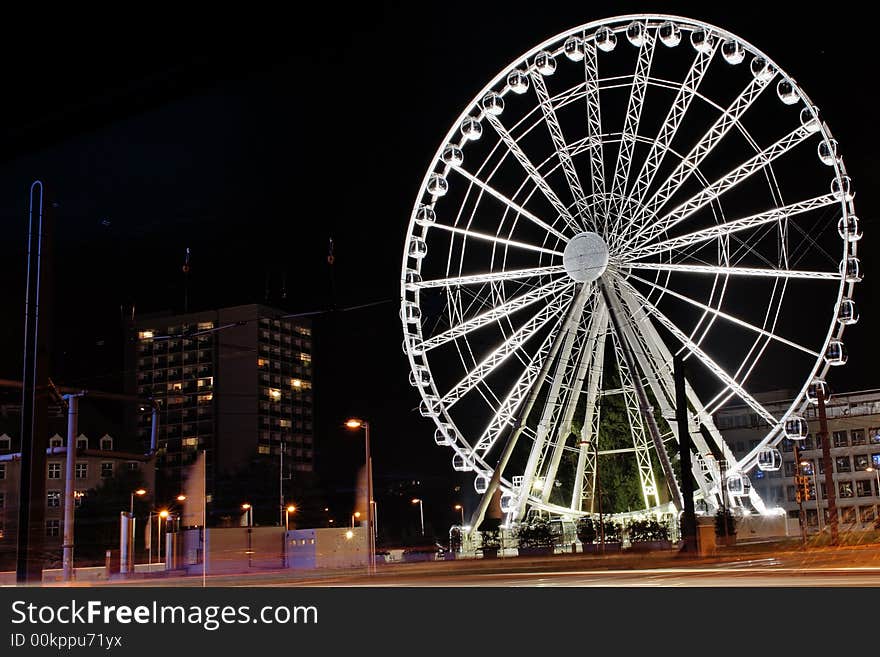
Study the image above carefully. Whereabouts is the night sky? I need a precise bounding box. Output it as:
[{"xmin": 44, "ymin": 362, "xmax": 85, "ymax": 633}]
[{"xmin": 0, "ymin": 2, "xmax": 876, "ymax": 538}]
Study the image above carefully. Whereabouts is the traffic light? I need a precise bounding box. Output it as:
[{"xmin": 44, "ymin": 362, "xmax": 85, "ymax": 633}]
[{"xmin": 795, "ymin": 475, "xmax": 811, "ymax": 502}]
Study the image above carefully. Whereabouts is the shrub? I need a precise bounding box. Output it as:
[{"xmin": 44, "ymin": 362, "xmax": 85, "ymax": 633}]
[
  {"xmin": 576, "ymin": 516, "xmax": 597, "ymax": 544},
  {"xmin": 601, "ymin": 518, "xmax": 621, "ymax": 542},
  {"xmin": 516, "ymin": 517, "xmax": 555, "ymax": 549},
  {"xmin": 627, "ymin": 519, "xmax": 669, "ymax": 542},
  {"xmin": 715, "ymin": 508, "xmax": 736, "ymax": 538}
]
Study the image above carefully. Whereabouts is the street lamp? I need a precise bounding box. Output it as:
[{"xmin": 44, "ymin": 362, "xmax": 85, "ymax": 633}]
[
  {"xmin": 454, "ymin": 504, "xmax": 465, "ymax": 526},
  {"xmin": 157, "ymin": 510, "xmax": 169, "ymax": 562},
  {"xmin": 130, "ymin": 488, "xmax": 147, "ymax": 515},
  {"xmin": 345, "ymin": 418, "xmax": 375, "ymax": 575},
  {"xmin": 241, "ymin": 503, "xmax": 253, "ymax": 527},
  {"xmin": 412, "ymin": 498, "xmax": 425, "ymax": 536},
  {"xmin": 351, "ymin": 510, "xmax": 361, "ymax": 529},
  {"xmin": 285, "ymin": 505, "xmax": 296, "ymax": 531},
  {"xmin": 867, "ymin": 466, "xmax": 880, "ymax": 500}
]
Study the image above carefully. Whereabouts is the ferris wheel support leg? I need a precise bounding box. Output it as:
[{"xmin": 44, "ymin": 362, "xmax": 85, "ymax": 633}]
[
  {"xmin": 616, "ymin": 289, "xmax": 716, "ymax": 505},
  {"xmin": 570, "ymin": 308, "xmax": 607, "ymax": 513},
  {"xmin": 466, "ymin": 283, "xmax": 589, "ymax": 536},
  {"xmin": 600, "ymin": 278, "xmax": 683, "ymax": 511},
  {"xmin": 513, "ymin": 284, "xmax": 592, "ymax": 522},
  {"xmin": 540, "ymin": 302, "xmax": 608, "ymax": 505}
]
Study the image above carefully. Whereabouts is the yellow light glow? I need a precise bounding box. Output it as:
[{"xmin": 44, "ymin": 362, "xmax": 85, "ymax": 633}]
[
  {"xmin": 268, "ymin": 388, "xmax": 282, "ymax": 401},
  {"xmin": 135, "ymin": 488, "xmax": 147, "ymax": 496},
  {"xmin": 287, "ymin": 505, "xmax": 296, "ymax": 513},
  {"xmin": 411, "ymin": 498, "xmax": 421, "ymax": 504},
  {"xmin": 177, "ymin": 494, "xmax": 187, "ymax": 502},
  {"xmin": 345, "ymin": 419, "xmax": 363, "ymax": 429},
  {"xmin": 354, "ymin": 511, "xmax": 361, "ymax": 518},
  {"xmin": 454, "ymin": 504, "xmax": 462, "ymax": 511},
  {"xmin": 241, "ymin": 503, "xmax": 251, "ymax": 510},
  {"xmin": 158, "ymin": 510, "xmax": 169, "ymax": 519},
  {"xmin": 291, "ymin": 379, "xmax": 302, "ymax": 388},
  {"xmin": 345, "ymin": 530, "xmax": 353, "ymax": 539}
]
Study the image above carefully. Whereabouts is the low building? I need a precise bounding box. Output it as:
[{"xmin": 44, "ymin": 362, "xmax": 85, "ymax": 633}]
[
  {"xmin": 716, "ymin": 388, "xmax": 880, "ymax": 529},
  {"xmin": 0, "ymin": 433, "xmax": 155, "ymax": 566}
]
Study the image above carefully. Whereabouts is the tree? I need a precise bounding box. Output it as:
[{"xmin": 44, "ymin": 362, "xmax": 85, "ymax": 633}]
[
  {"xmin": 576, "ymin": 516, "xmax": 597, "ymax": 544},
  {"xmin": 75, "ymin": 469, "xmax": 150, "ymax": 564},
  {"xmin": 516, "ymin": 517, "xmax": 556, "ymax": 549}
]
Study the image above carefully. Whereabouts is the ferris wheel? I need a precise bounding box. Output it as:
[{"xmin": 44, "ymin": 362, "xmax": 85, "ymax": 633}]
[{"xmin": 400, "ymin": 15, "xmax": 861, "ymax": 528}]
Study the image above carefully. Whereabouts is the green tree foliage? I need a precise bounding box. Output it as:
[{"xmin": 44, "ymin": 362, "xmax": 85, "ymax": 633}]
[
  {"xmin": 627, "ymin": 518, "xmax": 670, "ymax": 542},
  {"xmin": 516, "ymin": 516, "xmax": 556, "ymax": 549}
]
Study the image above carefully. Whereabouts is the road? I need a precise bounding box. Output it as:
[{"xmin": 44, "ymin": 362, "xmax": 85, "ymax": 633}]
[{"xmin": 41, "ymin": 541, "xmax": 880, "ymax": 588}]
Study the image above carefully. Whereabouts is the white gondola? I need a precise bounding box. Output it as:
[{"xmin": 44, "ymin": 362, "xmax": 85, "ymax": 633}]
[
  {"xmin": 534, "ymin": 51, "xmax": 556, "ymax": 75},
  {"xmin": 401, "ymin": 302, "xmax": 421, "ymax": 324},
  {"xmin": 727, "ymin": 473, "xmax": 747, "ymax": 497},
  {"xmin": 757, "ymin": 447, "xmax": 782, "ymax": 471},
  {"xmin": 722, "ymin": 39, "xmax": 745, "ymax": 64},
  {"xmin": 825, "ymin": 340, "xmax": 847, "ymax": 366},
  {"xmin": 434, "ymin": 424, "xmax": 455, "ymax": 446},
  {"xmin": 837, "ymin": 298, "xmax": 859, "ymax": 325},
  {"xmin": 409, "ymin": 366, "xmax": 430, "ymax": 387},
  {"xmin": 506, "ymin": 69, "xmax": 529, "ymax": 94},
  {"xmin": 807, "ymin": 379, "xmax": 830, "ymax": 405},
  {"xmin": 841, "ymin": 256, "xmax": 863, "ymax": 283},
  {"xmin": 563, "ymin": 36, "xmax": 585, "ymax": 61},
  {"xmin": 837, "ymin": 215, "xmax": 863, "ymax": 242},
  {"xmin": 408, "ymin": 237, "xmax": 428, "ymax": 259},
  {"xmin": 402, "ymin": 335, "xmax": 423, "ymax": 357},
  {"xmin": 404, "ymin": 268, "xmax": 422, "ymax": 286},
  {"xmin": 460, "ymin": 116, "xmax": 482, "ymax": 141},
  {"xmin": 452, "ymin": 451, "xmax": 472, "ymax": 472},
  {"xmin": 415, "ymin": 205, "xmax": 436, "ymax": 225},
  {"xmin": 474, "ymin": 474, "xmax": 489, "ymax": 494},
  {"xmin": 419, "ymin": 395, "xmax": 440, "ymax": 417},
  {"xmin": 658, "ymin": 21, "xmax": 681, "ymax": 47},
  {"xmin": 426, "ymin": 173, "xmax": 447, "ymax": 197},
  {"xmin": 499, "ymin": 491, "xmax": 517, "ymax": 513},
  {"xmin": 784, "ymin": 415, "xmax": 809, "ymax": 440}
]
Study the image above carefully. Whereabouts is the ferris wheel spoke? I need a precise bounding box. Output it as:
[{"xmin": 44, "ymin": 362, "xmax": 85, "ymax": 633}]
[
  {"xmin": 410, "ymin": 265, "xmax": 565, "ymax": 290},
  {"xmin": 625, "ymin": 261, "xmax": 841, "ymax": 280},
  {"xmin": 472, "ymin": 325, "xmax": 560, "ymax": 458},
  {"xmin": 624, "ymin": 193, "xmax": 840, "ymax": 262},
  {"xmin": 440, "ymin": 288, "xmax": 574, "ymax": 407},
  {"xmin": 484, "ymin": 113, "xmax": 582, "ymax": 234},
  {"xmin": 625, "ymin": 44, "xmax": 717, "ymax": 215},
  {"xmin": 615, "ymin": 71, "xmax": 776, "ymax": 250},
  {"xmin": 530, "ymin": 70, "xmax": 592, "ymax": 228},
  {"xmin": 608, "ymin": 27, "xmax": 656, "ymax": 233},
  {"xmin": 451, "ymin": 165, "xmax": 570, "ymax": 241},
  {"xmin": 421, "ymin": 277, "xmax": 573, "ymax": 351},
  {"xmin": 629, "ymin": 273, "xmax": 820, "ymax": 357},
  {"xmin": 619, "ymin": 126, "xmax": 816, "ymax": 255},
  {"xmin": 617, "ymin": 278, "xmax": 778, "ymax": 425},
  {"xmin": 513, "ymin": 284, "xmax": 592, "ymax": 520},
  {"xmin": 570, "ymin": 301, "xmax": 607, "ymax": 512},
  {"xmin": 583, "ymin": 40, "xmax": 606, "ymax": 219},
  {"xmin": 426, "ymin": 222, "xmax": 564, "ymax": 257}
]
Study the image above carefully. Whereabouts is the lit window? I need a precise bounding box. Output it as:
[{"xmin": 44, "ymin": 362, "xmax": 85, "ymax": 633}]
[
  {"xmin": 258, "ymin": 358, "xmax": 268, "ymax": 368},
  {"xmin": 101, "ymin": 462, "xmax": 113, "ymax": 478},
  {"xmin": 268, "ymin": 388, "xmax": 282, "ymax": 402},
  {"xmin": 258, "ymin": 445, "xmax": 270, "ymax": 455},
  {"xmin": 75, "ymin": 463, "xmax": 87, "ymax": 479},
  {"xmin": 299, "ymin": 353, "xmax": 312, "ymax": 364},
  {"xmin": 197, "ymin": 322, "xmax": 214, "ymax": 331},
  {"xmin": 47, "ymin": 490, "xmax": 61, "ymax": 508},
  {"xmin": 198, "ymin": 393, "xmax": 213, "ymax": 404},
  {"xmin": 197, "ymin": 377, "xmax": 213, "ymax": 387},
  {"xmin": 168, "ymin": 382, "xmax": 183, "ymax": 392},
  {"xmin": 295, "ymin": 326, "xmax": 311, "ymax": 337},
  {"xmin": 183, "ymin": 437, "xmax": 198, "ymax": 448},
  {"xmin": 46, "ymin": 520, "xmax": 60, "ymax": 537},
  {"xmin": 48, "ymin": 463, "xmax": 62, "ymax": 479},
  {"xmin": 280, "ymin": 419, "xmax": 292, "ymax": 428},
  {"xmin": 74, "ymin": 491, "xmax": 85, "ymax": 507},
  {"xmin": 138, "ymin": 330, "xmax": 154, "ymax": 340}
]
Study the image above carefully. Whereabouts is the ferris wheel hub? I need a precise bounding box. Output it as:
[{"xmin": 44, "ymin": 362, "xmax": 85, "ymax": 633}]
[{"xmin": 563, "ymin": 231, "xmax": 609, "ymax": 283}]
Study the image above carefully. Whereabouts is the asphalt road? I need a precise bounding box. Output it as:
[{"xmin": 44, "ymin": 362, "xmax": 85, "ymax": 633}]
[{"xmin": 50, "ymin": 541, "xmax": 880, "ymax": 588}]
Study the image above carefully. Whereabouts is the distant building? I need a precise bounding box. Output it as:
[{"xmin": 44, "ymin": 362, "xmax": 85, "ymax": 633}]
[
  {"xmin": 126, "ymin": 304, "xmax": 314, "ymax": 521},
  {"xmin": 0, "ymin": 434, "xmax": 155, "ymax": 565},
  {"xmin": 716, "ymin": 388, "xmax": 880, "ymax": 529}
]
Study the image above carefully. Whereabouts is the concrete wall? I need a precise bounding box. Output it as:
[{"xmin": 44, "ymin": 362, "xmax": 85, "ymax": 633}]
[
  {"xmin": 286, "ymin": 527, "xmax": 366, "ymax": 569},
  {"xmin": 202, "ymin": 526, "xmax": 284, "ymax": 574}
]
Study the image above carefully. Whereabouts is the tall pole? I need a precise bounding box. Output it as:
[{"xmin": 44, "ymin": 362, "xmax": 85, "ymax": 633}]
[
  {"xmin": 62, "ymin": 393, "xmax": 83, "ymax": 581},
  {"xmin": 365, "ymin": 423, "xmax": 374, "ymax": 575},
  {"xmin": 595, "ymin": 441, "xmax": 604, "ymax": 553},
  {"xmin": 416, "ymin": 499, "xmax": 424, "ymax": 536},
  {"xmin": 17, "ymin": 181, "xmax": 52, "ymax": 584},
  {"xmin": 674, "ymin": 354, "xmax": 697, "ymax": 552},
  {"xmin": 816, "ymin": 386, "xmax": 838, "ymax": 545}
]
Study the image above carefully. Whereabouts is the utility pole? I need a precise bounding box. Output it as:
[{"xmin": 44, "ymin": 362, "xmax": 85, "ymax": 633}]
[
  {"xmin": 62, "ymin": 392, "xmax": 86, "ymax": 581},
  {"xmin": 816, "ymin": 385, "xmax": 838, "ymax": 545},
  {"xmin": 674, "ymin": 354, "xmax": 697, "ymax": 552},
  {"xmin": 17, "ymin": 181, "xmax": 52, "ymax": 584}
]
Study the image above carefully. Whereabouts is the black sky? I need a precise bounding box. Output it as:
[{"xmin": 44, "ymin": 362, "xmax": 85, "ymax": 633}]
[{"xmin": 0, "ymin": 1, "xmax": 876, "ymax": 535}]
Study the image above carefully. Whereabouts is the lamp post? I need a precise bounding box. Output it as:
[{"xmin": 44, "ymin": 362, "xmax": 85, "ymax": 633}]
[
  {"xmin": 454, "ymin": 504, "xmax": 465, "ymax": 526},
  {"xmin": 157, "ymin": 510, "xmax": 169, "ymax": 563},
  {"xmin": 351, "ymin": 511, "xmax": 361, "ymax": 529},
  {"xmin": 867, "ymin": 466, "xmax": 880, "ymax": 500},
  {"xmin": 345, "ymin": 418, "xmax": 374, "ymax": 575},
  {"xmin": 242, "ymin": 503, "xmax": 253, "ymax": 528},
  {"xmin": 130, "ymin": 488, "xmax": 147, "ymax": 516},
  {"xmin": 412, "ymin": 498, "xmax": 425, "ymax": 536},
  {"xmin": 285, "ymin": 505, "xmax": 296, "ymax": 531}
]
